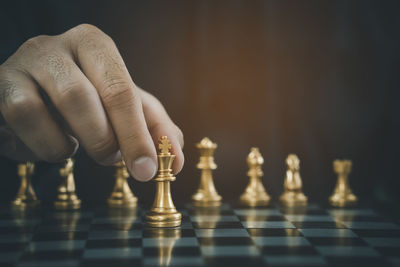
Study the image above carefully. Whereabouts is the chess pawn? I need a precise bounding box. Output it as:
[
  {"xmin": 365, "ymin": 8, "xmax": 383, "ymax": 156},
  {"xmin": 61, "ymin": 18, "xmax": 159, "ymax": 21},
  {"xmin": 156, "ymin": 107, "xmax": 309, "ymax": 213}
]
[
  {"xmin": 279, "ymin": 154, "xmax": 308, "ymax": 207},
  {"xmin": 240, "ymin": 148, "xmax": 270, "ymax": 207},
  {"xmin": 192, "ymin": 137, "xmax": 222, "ymax": 207},
  {"xmin": 329, "ymin": 160, "xmax": 357, "ymax": 207},
  {"xmin": 54, "ymin": 158, "xmax": 81, "ymax": 210},
  {"xmin": 146, "ymin": 136, "xmax": 182, "ymax": 228},
  {"xmin": 107, "ymin": 161, "xmax": 137, "ymax": 208},
  {"xmin": 12, "ymin": 162, "xmax": 40, "ymax": 208}
]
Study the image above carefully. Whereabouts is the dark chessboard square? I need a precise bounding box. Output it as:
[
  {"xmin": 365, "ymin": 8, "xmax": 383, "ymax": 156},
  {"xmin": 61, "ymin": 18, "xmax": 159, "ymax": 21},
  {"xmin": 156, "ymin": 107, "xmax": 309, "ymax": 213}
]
[
  {"xmin": 315, "ymin": 245, "xmax": 380, "ymax": 257},
  {"xmin": 307, "ymin": 237, "xmax": 367, "ymax": 246},
  {"xmin": 363, "ymin": 237, "xmax": 400, "ymax": 248},
  {"xmin": 204, "ymin": 256, "xmax": 265, "ymax": 267},
  {"xmin": 263, "ymin": 255, "xmax": 327, "ymax": 266},
  {"xmin": 299, "ymin": 228, "xmax": 357, "ymax": 238},
  {"xmin": 143, "ymin": 256, "xmax": 204, "ymax": 266},
  {"xmin": 0, "ymin": 226, "xmax": 36, "ymax": 234},
  {"xmin": 16, "ymin": 260, "xmax": 80, "ymax": 267},
  {"xmin": 291, "ymin": 221, "xmax": 346, "ymax": 229},
  {"xmin": 352, "ymin": 229, "xmax": 400, "ymax": 238},
  {"xmin": 279, "ymin": 208, "xmax": 328, "ymax": 216},
  {"xmin": 200, "ymin": 245, "xmax": 260, "ymax": 257},
  {"xmin": 259, "ymin": 246, "xmax": 319, "ymax": 255},
  {"xmin": 234, "ymin": 208, "xmax": 281, "ymax": 217},
  {"xmin": 20, "ymin": 250, "xmax": 83, "ymax": 261},
  {"xmin": 195, "ymin": 228, "xmax": 249, "ymax": 238},
  {"xmin": 26, "ymin": 240, "xmax": 85, "ymax": 251},
  {"xmin": 192, "ymin": 221, "xmax": 243, "ymax": 229},
  {"xmin": 41, "ymin": 217, "xmax": 92, "ymax": 226},
  {"xmin": 81, "ymin": 258, "xmax": 141, "ymax": 267},
  {"xmin": 0, "ymin": 242, "xmax": 28, "ymax": 252},
  {"xmin": 0, "ymin": 251, "xmax": 21, "ymax": 263},
  {"xmin": 142, "ymin": 228, "xmax": 195, "ymax": 238},
  {"xmin": 325, "ymin": 256, "xmax": 391, "ymax": 267},
  {"xmin": 85, "ymin": 238, "xmax": 141, "ymax": 248},
  {"xmin": 32, "ymin": 231, "xmax": 88, "ymax": 241},
  {"xmin": 83, "ymin": 247, "xmax": 141, "ymax": 259},
  {"xmin": 332, "ymin": 215, "xmax": 389, "ymax": 222},
  {"xmin": 375, "ymin": 247, "xmax": 400, "ymax": 257},
  {"xmin": 90, "ymin": 222, "xmax": 142, "ymax": 231},
  {"xmin": 198, "ymin": 237, "xmax": 254, "ymax": 246},
  {"xmin": 36, "ymin": 224, "xmax": 90, "ymax": 233},
  {"xmin": 247, "ymin": 228, "xmax": 302, "ymax": 237},
  {"xmin": 143, "ymin": 246, "xmax": 201, "ymax": 257},
  {"xmin": 252, "ymin": 236, "xmax": 310, "ymax": 247},
  {"xmin": 143, "ymin": 237, "xmax": 198, "ymax": 247},
  {"xmin": 88, "ymin": 230, "xmax": 141, "ymax": 240},
  {"xmin": 341, "ymin": 221, "xmax": 400, "ymax": 230}
]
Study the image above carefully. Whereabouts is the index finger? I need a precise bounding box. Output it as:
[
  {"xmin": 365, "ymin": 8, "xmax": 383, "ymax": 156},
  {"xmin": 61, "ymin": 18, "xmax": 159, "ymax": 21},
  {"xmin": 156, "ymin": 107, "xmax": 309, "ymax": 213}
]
[{"xmin": 65, "ymin": 24, "xmax": 157, "ymax": 181}]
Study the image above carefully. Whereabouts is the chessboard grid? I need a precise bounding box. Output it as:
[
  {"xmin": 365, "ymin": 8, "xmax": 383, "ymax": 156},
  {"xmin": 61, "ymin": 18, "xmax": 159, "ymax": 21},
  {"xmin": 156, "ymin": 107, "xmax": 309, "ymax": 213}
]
[{"xmin": 0, "ymin": 204, "xmax": 399, "ymax": 267}]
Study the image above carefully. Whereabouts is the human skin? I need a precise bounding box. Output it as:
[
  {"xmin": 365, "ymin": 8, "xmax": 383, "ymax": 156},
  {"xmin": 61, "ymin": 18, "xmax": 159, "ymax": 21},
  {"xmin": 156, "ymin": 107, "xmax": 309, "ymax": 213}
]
[{"xmin": 0, "ymin": 24, "xmax": 184, "ymax": 182}]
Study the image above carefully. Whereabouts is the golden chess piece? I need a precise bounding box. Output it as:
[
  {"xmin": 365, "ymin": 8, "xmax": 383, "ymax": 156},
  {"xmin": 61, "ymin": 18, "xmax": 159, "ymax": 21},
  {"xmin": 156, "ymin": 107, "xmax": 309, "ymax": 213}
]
[
  {"xmin": 192, "ymin": 137, "xmax": 222, "ymax": 207},
  {"xmin": 146, "ymin": 136, "xmax": 182, "ymax": 228},
  {"xmin": 279, "ymin": 154, "xmax": 307, "ymax": 207},
  {"xmin": 54, "ymin": 158, "xmax": 81, "ymax": 210},
  {"xmin": 329, "ymin": 159, "xmax": 357, "ymax": 207},
  {"xmin": 12, "ymin": 162, "xmax": 40, "ymax": 208},
  {"xmin": 240, "ymin": 148, "xmax": 270, "ymax": 207},
  {"xmin": 107, "ymin": 161, "xmax": 138, "ymax": 208}
]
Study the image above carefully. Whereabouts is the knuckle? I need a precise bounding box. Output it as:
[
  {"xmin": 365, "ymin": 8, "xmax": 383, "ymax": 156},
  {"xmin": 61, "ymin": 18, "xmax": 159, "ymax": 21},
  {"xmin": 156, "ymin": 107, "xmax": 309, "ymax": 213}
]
[
  {"xmin": 1, "ymin": 93, "xmax": 41, "ymax": 124},
  {"xmin": 19, "ymin": 35, "xmax": 49, "ymax": 54},
  {"xmin": 88, "ymin": 135, "xmax": 118, "ymax": 161},
  {"xmin": 74, "ymin": 23, "xmax": 102, "ymax": 35},
  {"xmin": 101, "ymin": 77, "xmax": 136, "ymax": 109},
  {"xmin": 72, "ymin": 24, "xmax": 114, "ymax": 50},
  {"xmin": 41, "ymin": 52, "xmax": 72, "ymax": 83},
  {"xmin": 52, "ymin": 81, "xmax": 84, "ymax": 107}
]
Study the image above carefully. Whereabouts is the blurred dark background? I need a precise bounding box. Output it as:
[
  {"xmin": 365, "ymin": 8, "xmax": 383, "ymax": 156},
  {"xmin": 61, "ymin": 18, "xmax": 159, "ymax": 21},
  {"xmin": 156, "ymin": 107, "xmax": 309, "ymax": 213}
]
[{"xmin": 0, "ymin": 0, "xmax": 399, "ymax": 208}]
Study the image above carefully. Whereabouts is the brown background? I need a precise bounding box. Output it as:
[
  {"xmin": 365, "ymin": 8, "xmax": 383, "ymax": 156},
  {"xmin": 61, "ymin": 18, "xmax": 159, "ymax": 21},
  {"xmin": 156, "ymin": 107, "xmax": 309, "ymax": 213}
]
[{"xmin": 1, "ymin": 0, "xmax": 399, "ymax": 207}]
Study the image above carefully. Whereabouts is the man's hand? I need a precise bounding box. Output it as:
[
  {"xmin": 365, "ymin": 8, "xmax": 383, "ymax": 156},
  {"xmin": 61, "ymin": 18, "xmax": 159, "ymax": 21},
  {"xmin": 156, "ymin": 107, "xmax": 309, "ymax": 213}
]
[{"xmin": 0, "ymin": 24, "xmax": 184, "ymax": 181}]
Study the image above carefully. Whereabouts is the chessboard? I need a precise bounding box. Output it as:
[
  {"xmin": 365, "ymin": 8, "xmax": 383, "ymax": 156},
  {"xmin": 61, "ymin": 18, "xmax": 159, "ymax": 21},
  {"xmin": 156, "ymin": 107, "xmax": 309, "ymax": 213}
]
[{"xmin": 1, "ymin": 203, "xmax": 399, "ymax": 267}]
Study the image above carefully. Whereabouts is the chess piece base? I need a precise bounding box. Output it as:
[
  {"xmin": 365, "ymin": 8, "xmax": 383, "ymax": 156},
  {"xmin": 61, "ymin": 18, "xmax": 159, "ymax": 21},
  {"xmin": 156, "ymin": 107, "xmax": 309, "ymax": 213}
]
[
  {"xmin": 279, "ymin": 191, "xmax": 307, "ymax": 207},
  {"xmin": 146, "ymin": 210, "xmax": 182, "ymax": 228},
  {"xmin": 54, "ymin": 197, "xmax": 81, "ymax": 210},
  {"xmin": 329, "ymin": 193, "xmax": 357, "ymax": 207},
  {"xmin": 107, "ymin": 197, "xmax": 138, "ymax": 208},
  {"xmin": 11, "ymin": 199, "xmax": 40, "ymax": 209},
  {"xmin": 240, "ymin": 193, "xmax": 270, "ymax": 207},
  {"xmin": 192, "ymin": 190, "xmax": 222, "ymax": 207}
]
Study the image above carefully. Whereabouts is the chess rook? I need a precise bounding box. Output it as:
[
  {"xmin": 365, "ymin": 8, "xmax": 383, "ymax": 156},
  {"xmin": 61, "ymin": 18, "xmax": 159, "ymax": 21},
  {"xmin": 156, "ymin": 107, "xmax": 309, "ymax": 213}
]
[
  {"xmin": 240, "ymin": 147, "xmax": 270, "ymax": 206},
  {"xmin": 12, "ymin": 162, "xmax": 40, "ymax": 208},
  {"xmin": 279, "ymin": 154, "xmax": 308, "ymax": 207},
  {"xmin": 329, "ymin": 159, "xmax": 358, "ymax": 207},
  {"xmin": 192, "ymin": 137, "xmax": 222, "ymax": 207},
  {"xmin": 146, "ymin": 136, "xmax": 182, "ymax": 228},
  {"xmin": 107, "ymin": 161, "xmax": 137, "ymax": 208},
  {"xmin": 54, "ymin": 158, "xmax": 81, "ymax": 210}
]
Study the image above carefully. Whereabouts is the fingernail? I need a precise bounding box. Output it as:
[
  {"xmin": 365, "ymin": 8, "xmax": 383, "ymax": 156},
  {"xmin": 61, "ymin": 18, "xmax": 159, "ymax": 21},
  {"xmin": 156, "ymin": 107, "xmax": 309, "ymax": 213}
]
[
  {"xmin": 130, "ymin": 156, "xmax": 157, "ymax": 181},
  {"xmin": 101, "ymin": 150, "xmax": 122, "ymax": 165}
]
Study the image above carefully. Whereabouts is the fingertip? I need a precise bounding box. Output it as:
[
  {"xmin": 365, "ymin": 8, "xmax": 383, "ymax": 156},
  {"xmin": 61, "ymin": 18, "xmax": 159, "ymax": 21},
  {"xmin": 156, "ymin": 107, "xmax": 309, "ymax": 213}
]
[{"xmin": 129, "ymin": 156, "xmax": 157, "ymax": 182}]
